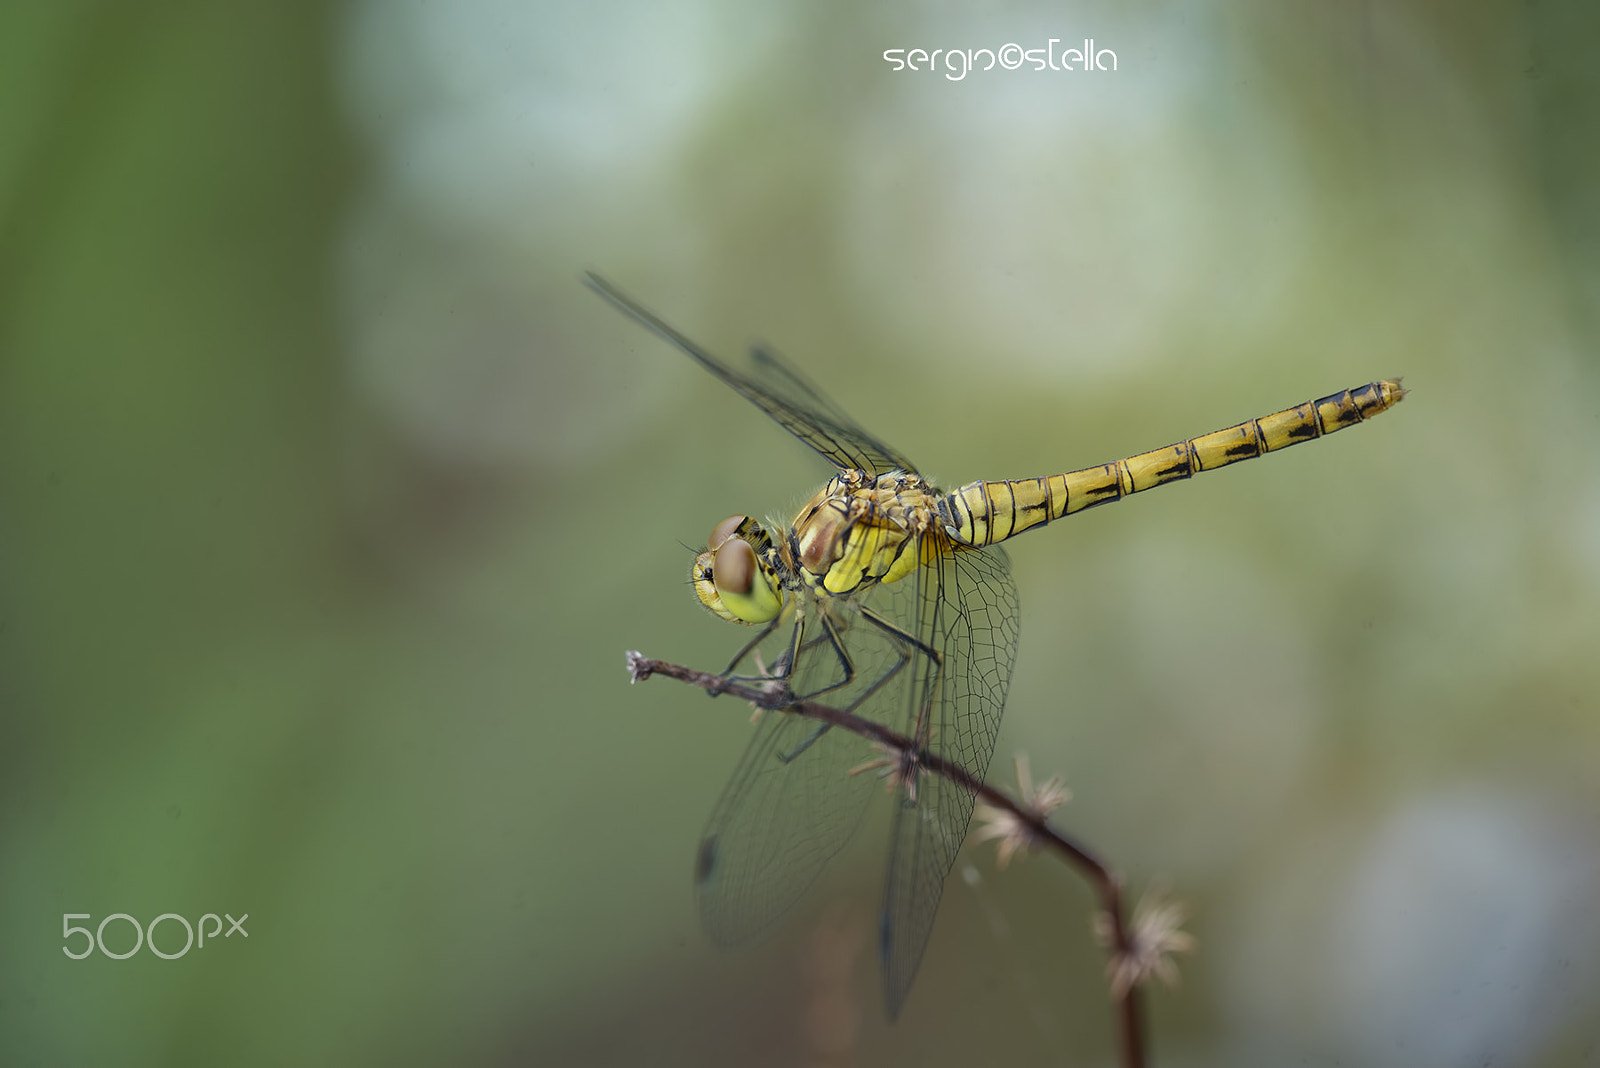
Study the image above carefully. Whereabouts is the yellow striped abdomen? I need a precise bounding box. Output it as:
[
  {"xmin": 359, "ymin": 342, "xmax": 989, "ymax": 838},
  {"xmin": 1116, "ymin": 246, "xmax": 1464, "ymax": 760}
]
[{"xmin": 939, "ymin": 378, "xmax": 1406, "ymax": 547}]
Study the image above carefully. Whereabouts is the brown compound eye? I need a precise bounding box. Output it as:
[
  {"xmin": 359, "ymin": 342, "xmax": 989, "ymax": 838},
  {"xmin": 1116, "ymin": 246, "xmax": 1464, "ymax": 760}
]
[
  {"xmin": 708, "ymin": 515, "xmax": 749, "ymax": 552},
  {"xmin": 712, "ymin": 536, "xmax": 756, "ymax": 596},
  {"xmin": 706, "ymin": 533, "xmax": 782, "ymax": 623}
]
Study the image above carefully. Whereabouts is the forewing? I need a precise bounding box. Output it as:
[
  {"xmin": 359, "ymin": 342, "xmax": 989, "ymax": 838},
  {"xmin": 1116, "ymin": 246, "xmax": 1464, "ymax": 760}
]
[
  {"xmin": 742, "ymin": 344, "xmax": 919, "ymax": 475},
  {"xmin": 586, "ymin": 273, "xmax": 917, "ymax": 475},
  {"xmin": 879, "ymin": 541, "xmax": 1021, "ymax": 1018}
]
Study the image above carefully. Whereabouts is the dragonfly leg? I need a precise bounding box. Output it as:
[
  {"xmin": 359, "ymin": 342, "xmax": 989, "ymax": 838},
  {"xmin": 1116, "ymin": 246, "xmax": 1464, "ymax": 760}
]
[
  {"xmin": 857, "ymin": 606, "xmax": 943, "ymax": 751},
  {"xmin": 720, "ymin": 615, "xmax": 785, "ymax": 677},
  {"xmin": 857, "ymin": 607, "xmax": 942, "ymax": 682},
  {"xmin": 771, "ymin": 611, "xmax": 865, "ymax": 760},
  {"xmin": 840, "ymin": 638, "xmax": 911, "ymax": 715},
  {"xmin": 712, "ymin": 615, "xmax": 792, "ymax": 700},
  {"xmin": 716, "ymin": 612, "xmax": 839, "ymax": 708},
  {"xmin": 778, "ymin": 605, "xmax": 940, "ymax": 757},
  {"xmin": 787, "ymin": 610, "xmax": 858, "ymax": 703},
  {"xmin": 777, "ymin": 721, "xmax": 833, "ymax": 762},
  {"xmin": 775, "ymin": 602, "xmax": 943, "ymax": 761}
]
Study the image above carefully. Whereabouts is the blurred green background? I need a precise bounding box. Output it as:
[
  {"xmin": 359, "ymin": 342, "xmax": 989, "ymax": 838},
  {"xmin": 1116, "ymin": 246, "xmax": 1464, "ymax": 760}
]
[{"xmin": 4, "ymin": 2, "xmax": 1599, "ymax": 1065}]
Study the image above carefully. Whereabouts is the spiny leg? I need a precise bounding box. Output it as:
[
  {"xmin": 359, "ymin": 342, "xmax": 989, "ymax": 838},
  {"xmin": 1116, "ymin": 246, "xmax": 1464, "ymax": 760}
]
[
  {"xmin": 858, "ymin": 605, "xmax": 943, "ymax": 752},
  {"xmin": 719, "ymin": 615, "xmax": 787, "ymax": 680},
  {"xmin": 779, "ymin": 602, "xmax": 935, "ymax": 764},
  {"xmin": 778, "ymin": 610, "xmax": 861, "ymax": 762}
]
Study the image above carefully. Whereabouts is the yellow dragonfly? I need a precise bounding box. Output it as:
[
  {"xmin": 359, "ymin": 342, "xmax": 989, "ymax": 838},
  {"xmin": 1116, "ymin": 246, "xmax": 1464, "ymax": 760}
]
[{"xmin": 588, "ymin": 273, "xmax": 1405, "ymax": 1017}]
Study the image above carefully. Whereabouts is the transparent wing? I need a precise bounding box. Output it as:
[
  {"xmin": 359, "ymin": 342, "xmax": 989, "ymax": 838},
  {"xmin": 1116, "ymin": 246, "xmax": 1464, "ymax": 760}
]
[
  {"xmin": 694, "ymin": 711, "xmax": 875, "ymax": 945},
  {"xmin": 695, "ymin": 581, "xmax": 925, "ymax": 944},
  {"xmin": 586, "ymin": 272, "xmax": 918, "ymax": 475},
  {"xmin": 880, "ymin": 541, "xmax": 1021, "ymax": 1018}
]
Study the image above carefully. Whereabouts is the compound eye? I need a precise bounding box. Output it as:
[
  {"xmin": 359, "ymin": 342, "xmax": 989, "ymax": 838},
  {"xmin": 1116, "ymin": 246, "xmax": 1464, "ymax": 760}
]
[
  {"xmin": 712, "ymin": 536, "xmax": 757, "ymax": 596},
  {"xmin": 708, "ymin": 515, "xmax": 750, "ymax": 552},
  {"xmin": 709, "ymin": 535, "xmax": 782, "ymax": 623}
]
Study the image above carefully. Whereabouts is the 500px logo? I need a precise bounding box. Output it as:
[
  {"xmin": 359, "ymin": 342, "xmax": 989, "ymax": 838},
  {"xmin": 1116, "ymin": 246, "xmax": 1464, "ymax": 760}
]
[
  {"xmin": 62, "ymin": 912, "xmax": 248, "ymax": 960},
  {"xmin": 883, "ymin": 39, "xmax": 1117, "ymax": 81}
]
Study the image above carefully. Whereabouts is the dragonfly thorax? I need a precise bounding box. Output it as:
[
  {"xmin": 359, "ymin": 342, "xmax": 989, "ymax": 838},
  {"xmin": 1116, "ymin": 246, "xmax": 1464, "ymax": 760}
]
[{"xmin": 786, "ymin": 470, "xmax": 941, "ymax": 597}]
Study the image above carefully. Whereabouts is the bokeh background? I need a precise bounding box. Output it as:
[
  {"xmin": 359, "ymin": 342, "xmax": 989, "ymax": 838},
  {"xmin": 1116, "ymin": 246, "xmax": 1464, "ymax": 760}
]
[{"xmin": 4, "ymin": 2, "xmax": 1599, "ymax": 1065}]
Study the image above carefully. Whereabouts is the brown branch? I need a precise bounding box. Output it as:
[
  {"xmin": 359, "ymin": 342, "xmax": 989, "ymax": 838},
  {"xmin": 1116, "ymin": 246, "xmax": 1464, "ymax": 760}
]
[{"xmin": 626, "ymin": 650, "xmax": 1147, "ymax": 1068}]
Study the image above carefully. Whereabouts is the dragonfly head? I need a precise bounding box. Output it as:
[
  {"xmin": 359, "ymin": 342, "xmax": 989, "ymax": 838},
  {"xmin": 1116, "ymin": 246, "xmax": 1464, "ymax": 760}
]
[{"xmin": 693, "ymin": 515, "xmax": 783, "ymax": 625}]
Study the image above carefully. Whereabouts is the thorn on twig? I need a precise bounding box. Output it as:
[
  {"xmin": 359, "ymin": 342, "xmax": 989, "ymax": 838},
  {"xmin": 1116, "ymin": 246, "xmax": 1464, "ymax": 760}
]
[
  {"xmin": 849, "ymin": 740, "xmax": 926, "ymax": 803},
  {"xmin": 1093, "ymin": 882, "xmax": 1197, "ymax": 999},
  {"xmin": 971, "ymin": 752, "xmax": 1072, "ymax": 868}
]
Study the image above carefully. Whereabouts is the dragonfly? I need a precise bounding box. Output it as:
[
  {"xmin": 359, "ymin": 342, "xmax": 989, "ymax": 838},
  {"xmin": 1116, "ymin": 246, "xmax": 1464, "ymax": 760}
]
[{"xmin": 588, "ymin": 272, "xmax": 1405, "ymax": 1017}]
